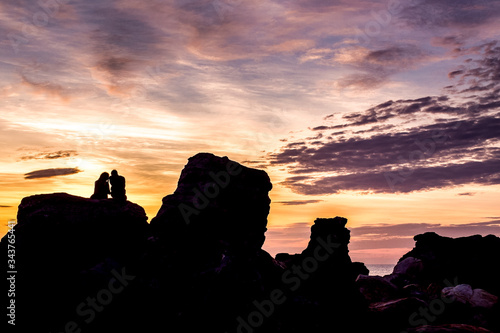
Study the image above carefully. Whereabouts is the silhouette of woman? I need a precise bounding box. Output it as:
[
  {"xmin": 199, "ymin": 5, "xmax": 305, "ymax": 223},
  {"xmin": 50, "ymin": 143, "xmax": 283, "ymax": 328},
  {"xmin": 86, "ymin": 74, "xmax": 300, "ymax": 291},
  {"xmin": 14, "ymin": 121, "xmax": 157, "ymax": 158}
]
[{"xmin": 91, "ymin": 172, "xmax": 110, "ymax": 199}]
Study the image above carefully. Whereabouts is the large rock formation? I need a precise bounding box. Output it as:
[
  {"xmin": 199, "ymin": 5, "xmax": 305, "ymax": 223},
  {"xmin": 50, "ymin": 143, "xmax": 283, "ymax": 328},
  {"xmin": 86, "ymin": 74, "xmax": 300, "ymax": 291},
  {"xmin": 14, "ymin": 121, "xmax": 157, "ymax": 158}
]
[
  {"xmin": 146, "ymin": 153, "xmax": 280, "ymax": 332},
  {"xmin": 151, "ymin": 152, "xmax": 272, "ymax": 255},
  {"xmin": 400, "ymin": 232, "xmax": 500, "ymax": 296},
  {"xmin": 274, "ymin": 217, "xmax": 369, "ymax": 332},
  {"xmin": 1, "ymin": 193, "xmax": 148, "ymax": 332}
]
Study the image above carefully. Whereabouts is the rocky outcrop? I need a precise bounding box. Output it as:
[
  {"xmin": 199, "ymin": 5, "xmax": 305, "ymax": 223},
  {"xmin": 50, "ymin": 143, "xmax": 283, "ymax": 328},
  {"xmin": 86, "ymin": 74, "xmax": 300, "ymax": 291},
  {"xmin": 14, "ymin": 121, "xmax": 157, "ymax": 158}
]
[
  {"xmin": 441, "ymin": 285, "xmax": 498, "ymax": 309},
  {"xmin": 146, "ymin": 153, "xmax": 280, "ymax": 332},
  {"xmin": 13, "ymin": 192, "xmax": 148, "ymax": 266},
  {"xmin": 369, "ymin": 297, "xmax": 429, "ymax": 331},
  {"xmin": 400, "ymin": 232, "xmax": 500, "ymax": 296},
  {"xmin": 1, "ymin": 193, "xmax": 148, "ymax": 332},
  {"xmin": 354, "ymin": 232, "xmax": 500, "ymax": 333},
  {"xmin": 151, "ymin": 152, "xmax": 272, "ymax": 255},
  {"xmin": 275, "ymin": 217, "xmax": 369, "ymax": 332}
]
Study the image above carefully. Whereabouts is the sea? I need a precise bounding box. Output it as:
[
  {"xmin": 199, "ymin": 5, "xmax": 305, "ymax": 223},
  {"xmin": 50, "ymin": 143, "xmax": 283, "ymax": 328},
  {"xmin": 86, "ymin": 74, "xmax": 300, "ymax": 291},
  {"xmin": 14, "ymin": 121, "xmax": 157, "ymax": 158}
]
[{"xmin": 365, "ymin": 264, "xmax": 395, "ymax": 276}]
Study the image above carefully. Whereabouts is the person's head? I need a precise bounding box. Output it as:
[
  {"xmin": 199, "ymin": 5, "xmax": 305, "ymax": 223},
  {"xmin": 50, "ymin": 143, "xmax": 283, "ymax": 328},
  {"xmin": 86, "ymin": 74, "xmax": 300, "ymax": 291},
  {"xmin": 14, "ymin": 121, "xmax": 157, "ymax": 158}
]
[
  {"xmin": 111, "ymin": 170, "xmax": 118, "ymax": 176},
  {"xmin": 99, "ymin": 172, "xmax": 109, "ymax": 180}
]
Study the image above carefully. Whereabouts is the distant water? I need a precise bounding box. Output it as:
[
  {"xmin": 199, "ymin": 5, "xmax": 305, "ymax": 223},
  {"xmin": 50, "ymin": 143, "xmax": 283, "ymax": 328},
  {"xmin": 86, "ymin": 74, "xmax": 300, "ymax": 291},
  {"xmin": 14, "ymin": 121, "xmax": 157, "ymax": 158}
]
[{"xmin": 365, "ymin": 264, "xmax": 395, "ymax": 276}]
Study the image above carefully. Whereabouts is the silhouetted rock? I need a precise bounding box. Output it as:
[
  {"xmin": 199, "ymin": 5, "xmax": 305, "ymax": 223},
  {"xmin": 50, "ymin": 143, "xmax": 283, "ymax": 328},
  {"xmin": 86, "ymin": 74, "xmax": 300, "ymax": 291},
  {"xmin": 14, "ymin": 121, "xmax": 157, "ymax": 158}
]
[
  {"xmin": 369, "ymin": 297, "xmax": 429, "ymax": 332},
  {"xmin": 358, "ymin": 232, "xmax": 500, "ymax": 333},
  {"xmin": 356, "ymin": 274, "xmax": 400, "ymax": 303},
  {"xmin": 442, "ymin": 285, "xmax": 498, "ymax": 309},
  {"xmin": 151, "ymin": 152, "xmax": 272, "ymax": 255},
  {"xmin": 1, "ymin": 193, "xmax": 148, "ymax": 332},
  {"xmin": 352, "ymin": 261, "xmax": 370, "ymax": 276},
  {"xmin": 277, "ymin": 217, "xmax": 369, "ymax": 332},
  {"xmin": 147, "ymin": 153, "xmax": 278, "ymax": 332},
  {"xmin": 15, "ymin": 192, "xmax": 147, "ymax": 262},
  {"xmin": 399, "ymin": 232, "xmax": 500, "ymax": 296},
  {"xmin": 393, "ymin": 257, "xmax": 424, "ymax": 278}
]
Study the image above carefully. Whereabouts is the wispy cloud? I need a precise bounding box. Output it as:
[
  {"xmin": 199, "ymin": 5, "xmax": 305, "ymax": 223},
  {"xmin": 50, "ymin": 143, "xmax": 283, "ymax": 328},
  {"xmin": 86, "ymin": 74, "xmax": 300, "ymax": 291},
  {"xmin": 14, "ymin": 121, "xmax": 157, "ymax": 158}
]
[
  {"xmin": 20, "ymin": 74, "xmax": 71, "ymax": 101},
  {"xmin": 20, "ymin": 150, "xmax": 78, "ymax": 161},
  {"xmin": 275, "ymin": 199, "xmax": 323, "ymax": 206},
  {"xmin": 24, "ymin": 167, "xmax": 82, "ymax": 179}
]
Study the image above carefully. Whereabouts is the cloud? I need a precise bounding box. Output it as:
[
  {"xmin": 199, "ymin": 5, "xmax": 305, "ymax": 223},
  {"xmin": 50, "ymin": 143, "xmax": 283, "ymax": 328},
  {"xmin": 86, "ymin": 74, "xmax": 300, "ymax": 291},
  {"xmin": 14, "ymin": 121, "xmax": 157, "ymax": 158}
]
[
  {"xmin": 0, "ymin": 205, "xmax": 12, "ymax": 208},
  {"xmin": 331, "ymin": 44, "xmax": 429, "ymax": 90},
  {"xmin": 24, "ymin": 168, "xmax": 82, "ymax": 179},
  {"xmin": 268, "ymin": 42, "xmax": 500, "ymax": 194},
  {"xmin": 275, "ymin": 199, "xmax": 323, "ymax": 206},
  {"xmin": 264, "ymin": 222, "xmax": 312, "ymax": 255},
  {"xmin": 398, "ymin": 0, "xmax": 500, "ymax": 29},
  {"xmin": 20, "ymin": 150, "xmax": 78, "ymax": 161},
  {"xmin": 21, "ymin": 74, "xmax": 71, "ymax": 101},
  {"xmin": 458, "ymin": 192, "xmax": 475, "ymax": 196},
  {"xmin": 281, "ymin": 158, "xmax": 500, "ymax": 195}
]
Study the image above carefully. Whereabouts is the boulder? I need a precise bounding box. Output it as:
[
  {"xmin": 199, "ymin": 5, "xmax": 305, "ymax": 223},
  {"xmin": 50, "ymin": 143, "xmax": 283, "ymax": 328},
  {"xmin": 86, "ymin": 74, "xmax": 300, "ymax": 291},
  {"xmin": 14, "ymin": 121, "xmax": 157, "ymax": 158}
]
[
  {"xmin": 12, "ymin": 192, "xmax": 148, "ymax": 265},
  {"xmin": 469, "ymin": 289, "xmax": 498, "ymax": 309},
  {"xmin": 356, "ymin": 274, "xmax": 400, "ymax": 303},
  {"xmin": 393, "ymin": 257, "xmax": 424, "ymax": 278},
  {"xmin": 352, "ymin": 261, "xmax": 370, "ymax": 277},
  {"xmin": 150, "ymin": 152, "xmax": 272, "ymax": 256},
  {"xmin": 442, "ymin": 284, "xmax": 498, "ymax": 309},
  {"xmin": 442, "ymin": 284, "xmax": 474, "ymax": 305},
  {"xmin": 369, "ymin": 297, "xmax": 429, "ymax": 332},
  {"xmin": 0, "ymin": 193, "xmax": 148, "ymax": 332}
]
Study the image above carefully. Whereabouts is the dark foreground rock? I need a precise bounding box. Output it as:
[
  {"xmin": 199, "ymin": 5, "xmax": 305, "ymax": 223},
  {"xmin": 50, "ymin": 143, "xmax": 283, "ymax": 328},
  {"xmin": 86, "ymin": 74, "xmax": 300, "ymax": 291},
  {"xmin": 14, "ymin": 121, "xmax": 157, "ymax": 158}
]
[
  {"xmin": 356, "ymin": 231, "xmax": 500, "ymax": 333},
  {"xmin": 145, "ymin": 153, "xmax": 281, "ymax": 332},
  {"xmin": 151, "ymin": 152, "xmax": 272, "ymax": 254},
  {"xmin": 274, "ymin": 217, "xmax": 369, "ymax": 332},
  {"xmin": 1, "ymin": 193, "xmax": 148, "ymax": 332},
  {"xmin": 400, "ymin": 232, "xmax": 500, "ymax": 296}
]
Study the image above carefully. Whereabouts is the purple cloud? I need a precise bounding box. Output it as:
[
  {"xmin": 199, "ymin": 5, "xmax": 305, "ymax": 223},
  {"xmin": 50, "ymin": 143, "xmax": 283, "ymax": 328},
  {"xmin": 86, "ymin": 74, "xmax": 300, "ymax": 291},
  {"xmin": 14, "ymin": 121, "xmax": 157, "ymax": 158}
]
[{"xmin": 268, "ymin": 42, "xmax": 500, "ymax": 194}]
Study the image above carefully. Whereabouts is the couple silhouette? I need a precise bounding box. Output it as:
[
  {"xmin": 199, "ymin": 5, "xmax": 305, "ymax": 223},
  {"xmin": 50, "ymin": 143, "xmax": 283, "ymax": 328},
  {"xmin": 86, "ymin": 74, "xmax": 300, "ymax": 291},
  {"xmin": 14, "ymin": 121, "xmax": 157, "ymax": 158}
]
[{"xmin": 91, "ymin": 170, "xmax": 127, "ymax": 200}]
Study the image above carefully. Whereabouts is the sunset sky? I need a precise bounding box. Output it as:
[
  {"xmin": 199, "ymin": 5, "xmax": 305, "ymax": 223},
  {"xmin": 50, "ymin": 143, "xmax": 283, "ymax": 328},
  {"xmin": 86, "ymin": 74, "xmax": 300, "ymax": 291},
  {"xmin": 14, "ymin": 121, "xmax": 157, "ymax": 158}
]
[{"xmin": 1, "ymin": 0, "xmax": 499, "ymax": 265}]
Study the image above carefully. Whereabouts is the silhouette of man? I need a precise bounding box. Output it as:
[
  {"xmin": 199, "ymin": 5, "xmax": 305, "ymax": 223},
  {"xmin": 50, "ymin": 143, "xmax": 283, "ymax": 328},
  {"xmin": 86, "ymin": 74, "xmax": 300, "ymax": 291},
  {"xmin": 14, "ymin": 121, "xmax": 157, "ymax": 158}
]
[
  {"xmin": 91, "ymin": 172, "xmax": 110, "ymax": 199},
  {"xmin": 109, "ymin": 169, "xmax": 127, "ymax": 200}
]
